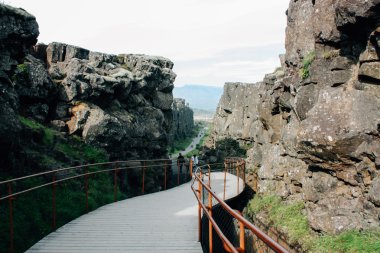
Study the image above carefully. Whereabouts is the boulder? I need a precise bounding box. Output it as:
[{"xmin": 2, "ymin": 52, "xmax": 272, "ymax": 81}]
[
  {"xmin": 0, "ymin": 4, "xmax": 39, "ymax": 71},
  {"xmin": 368, "ymin": 177, "xmax": 380, "ymax": 206},
  {"xmin": 359, "ymin": 62, "xmax": 380, "ymax": 82}
]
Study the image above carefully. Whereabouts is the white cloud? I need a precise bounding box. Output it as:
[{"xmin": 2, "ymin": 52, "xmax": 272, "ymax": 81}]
[{"xmin": 7, "ymin": 0, "xmax": 289, "ymax": 87}]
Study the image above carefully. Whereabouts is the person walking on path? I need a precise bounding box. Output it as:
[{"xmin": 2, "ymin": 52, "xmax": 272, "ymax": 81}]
[
  {"xmin": 177, "ymin": 153, "xmax": 185, "ymax": 174},
  {"xmin": 191, "ymin": 154, "xmax": 198, "ymax": 173}
]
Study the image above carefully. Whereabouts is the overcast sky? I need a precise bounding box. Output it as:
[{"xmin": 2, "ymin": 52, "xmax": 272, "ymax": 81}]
[{"xmin": 7, "ymin": 0, "xmax": 289, "ymax": 87}]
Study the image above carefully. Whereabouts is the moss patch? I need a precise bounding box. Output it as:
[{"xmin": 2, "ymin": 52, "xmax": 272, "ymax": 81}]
[
  {"xmin": 246, "ymin": 194, "xmax": 380, "ymax": 252},
  {"xmin": 314, "ymin": 229, "xmax": 380, "ymax": 253}
]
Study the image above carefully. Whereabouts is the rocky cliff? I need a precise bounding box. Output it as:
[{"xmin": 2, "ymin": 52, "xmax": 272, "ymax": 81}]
[
  {"xmin": 0, "ymin": 4, "xmax": 176, "ymax": 176},
  {"xmin": 170, "ymin": 98, "xmax": 194, "ymax": 143},
  {"xmin": 212, "ymin": 0, "xmax": 380, "ymax": 235}
]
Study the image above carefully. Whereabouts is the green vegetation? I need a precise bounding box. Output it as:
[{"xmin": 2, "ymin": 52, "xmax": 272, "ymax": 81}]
[
  {"xmin": 18, "ymin": 116, "xmax": 55, "ymax": 145},
  {"xmin": 0, "ymin": 116, "xmax": 118, "ymax": 253},
  {"xmin": 186, "ymin": 148, "xmax": 199, "ymax": 158},
  {"xmin": 198, "ymin": 122, "xmax": 211, "ymax": 147},
  {"xmin": 170, "ymin": 122, "xmax": 206, "ymax": 155},
  {"xmin": 246, "ymin": 194, "xmax": 380, "ymax": 252},
  {"xmin": 12, "ymin": 63, "xmax": 29, "ymax": 82},
  {"xmin": 322, "ymin": 50, "xmax": 339, "ymax": 60},
  {"xmin": 215, "ymin": 138, "xmax": 246, "ymax": 158},
  {"xmin": 18, "ymin": 115, "xmax": 41, "ymax": 129},
  {"xmin": 247, "ymin": 195, "xmax": 311, "ymax": 246},
  {"xmin": 185, "ymin": 123, "xmax": 212, "ymax": 158},
  {"xmin": 170, "ymin": 136, "xmax": 194, "ymax": 154},
  {"xmin": 314, "ymin": 230, "xmax": 380, "ymax": 253},
  {"xmin": 299, "ymin": 51, "xmax": 316, "ymax": 79},
  {"xmin": 18, "ymin": 116, "xmax": 107, "ymax": 163}
]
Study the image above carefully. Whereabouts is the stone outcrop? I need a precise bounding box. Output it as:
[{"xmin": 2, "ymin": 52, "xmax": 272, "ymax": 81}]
[
  {"xmin": 170, "ymin": 98, "xmax": 194, "ymax": 143},
  {"xmin": 0, "ymin": 3, "xmax": 177, "ymax": 175},
  {"xmin": 212, "ymin": 0, "xmax": 380, "ymax": 235},
  {"xmin": 35, "ymin": 42, "xmax": 176, "ymax": 159},
  {"xmin": 0, "ymin": 4, "xmax": 40, "ymax": 169},
  {"xmin": 212, "ymin": 82, "xmax": 262, "ymax": 145}
]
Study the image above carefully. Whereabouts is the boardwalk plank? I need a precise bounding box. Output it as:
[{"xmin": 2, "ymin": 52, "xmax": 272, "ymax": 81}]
[{"xmin": 27, "ymin": 173, "xmax": 243, "ymax": 253}]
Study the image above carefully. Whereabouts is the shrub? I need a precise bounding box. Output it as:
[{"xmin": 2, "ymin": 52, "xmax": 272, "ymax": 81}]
[{"xmin": 299, "ymin": 51, "xmax": 315, "ymax": 79}]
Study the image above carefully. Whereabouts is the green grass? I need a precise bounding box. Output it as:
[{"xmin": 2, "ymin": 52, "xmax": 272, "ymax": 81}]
[
  {"xmin": 2, "ymin": 116, "xmax": 114, "ymax": 252},
  {"xmin": 18, "ymin": 116, "xmax": 55, "ymax": 145},
  {"xmin": 299, "ymin": 51, "xmax": 316, "ymax": 79},
  {"xmin": 198, "ymin": 127, "xmax": 211, "ymax": 147},
  {"xmin": 170, "ymin": 136, "xmax": 194, "ymax": 154},
  {"xmin": 171, "ymin": 122, "xmax": 211, "ymax": 156},
  {"xmin": 247, "ymin": 194, "xmax": 380, "ymax": 252},
  {"xmin": 42, "ymin": 128, "xmax": 55, "ymax": 145},
  {"xmin": 314, "ymin": 230, "xmax": 380, "ymax": 253},
  {"xmin": 186, "ymin": 148, "xmax": 200, "ymax": 158},
  {"xmin": 170, "ymin": 125, "xmax": 204, "ymax": 155},
  {"xmin": 247, "ymin": 195, "xmax": 311, "ymax": 246},
  {"xmin": 18, "ymin": 115, "xmax": 41, "ymax": 130}
]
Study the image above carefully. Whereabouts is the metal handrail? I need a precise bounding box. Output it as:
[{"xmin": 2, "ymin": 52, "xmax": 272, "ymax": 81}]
[
  {"xmin": 0, "ymin": 162, "xmax": 173, "ymax": 201},
  {"xmin": 0, "ymin": 159, "xmax": 173, "ymax": 185},
  {"xmin": 0, "ymin": 158, "xmax": 191, "ymax": 253},
  {"xmin": 191, "ymin": 157, "xmax": 290, "ymax": 253}
]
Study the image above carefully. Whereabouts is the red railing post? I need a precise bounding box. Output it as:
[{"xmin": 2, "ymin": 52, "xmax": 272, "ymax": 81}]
[
  {"xmin": 164, "ymin": 161, "xmax": 167, "ymax": 190},
  {"xmin": 240, "ymin": 220, "xmax": 245, "ymax": 252},
  {"xmin": 208, "ymin": 166, "xmax": 213, "ymax": 253},
  {"xmin": 85, "ymin": 167, "xmax": 89, "ymax": 212},
  {"xmin": 52, "ymin": 175, "xmax": 57, "ymax": 230},
  {"xmin": 243, "ymin": 160, "xmax": 246, "ymax": 183},
  {"xmin": 114, "ymin": 167, "xmax": 118, "ymax": 202},
  {"xmin": 223, "ymin": 162, "xmax": 227, "ymax": 201},
  {"xmin": 236, "ymin": 210, "xmax": 246, "ymax": 252},
  {"xmin": 177, "ymin": 160, "xmax": 180, "ymax": 185},
  {"xmin": 8, "ymin": 183, "xmax": 14, "ymax": 253},
  {"xmin": 237, "ymin": 163, "xmax": 240, "ymax": 195},
  {"xmin": 198, "ymin": 168, "xmax": 203, "ymax": 242},
  {"xmin": 142, "ymin": 162, "xmax": 145, "ymax": 194},
  {"xmin": 190, "ymin": 159, "xmax": 193, "ymax": 178}
]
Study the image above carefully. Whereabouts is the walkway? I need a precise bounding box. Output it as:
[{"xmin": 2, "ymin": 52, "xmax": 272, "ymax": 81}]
[
  {"xmin": 171, "ymin": 127, "xmax": 207, "ymax": 158},
  {"xmin": 26, "ymin": 173, "xmax": 244, "ymax": 253}
]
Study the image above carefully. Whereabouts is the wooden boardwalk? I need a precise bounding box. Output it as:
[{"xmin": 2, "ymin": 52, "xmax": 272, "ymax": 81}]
[{"xmin": 27, "ymin": 173, "xmax": 244, "ymax": 253}]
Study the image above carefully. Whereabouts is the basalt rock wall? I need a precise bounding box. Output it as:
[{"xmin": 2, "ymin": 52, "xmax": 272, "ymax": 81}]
[
  {"xmin": 0, "ymin": 4, "xmax": 176, "ymax": 176},
  {"xmin": 170, "ymin": 98, "xmax": 194, "ymax": 143},
  {"xmin": 212, "ymin": 0, "xmax": 380, "ymax": 235}
]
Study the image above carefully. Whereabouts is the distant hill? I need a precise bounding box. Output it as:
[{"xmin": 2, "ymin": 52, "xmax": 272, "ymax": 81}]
[
  {"xmin": 192, "ymin": 108, "xmax": 215, "ymax": 121},
  {"xmin": 173, "ymin": 85, "xmax": 223, "ymax": 111}
]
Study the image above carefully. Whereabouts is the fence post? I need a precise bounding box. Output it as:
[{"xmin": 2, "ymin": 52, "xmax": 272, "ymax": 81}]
[
  {"xmin": 8, "ymin": 183, "xmax": 14, "ymax": 253},
  {"xmin": 164, "ymin": 160, "xmax": 167, "ymax": 190},
  {"xmin": 208, "ymin": 166, "xmax": 213, "ymax": 253},
  {"xmin": 52, "ymin": 175, "xmax": 57, "ymax": 230},
  {"xmin": 243, "ymin": 160, "xmax": 246, "ymax": 184},
  {"xmin": 177, "ymin": 160, "xmax": 180, "ymax": 185},
  {"xmin": 198, "ymin": 169, "xmax": 203, "ymax": 242},
  {"xmin": 237, "ymin": 162, "xmax": 240, "ymax": 195},
  {"xmin": 223, "ymin": 162, "xmax": 227, "ymax": 201},
  {"xmin": 142, "ymin": 162, "xmax": 145, "ymax": 194},
  {"xmin": 85, "ymin": 167, "xmax": 89, "ymax": 212},
  {"xmin": 236, "ymin": 210, "xmax": 245, "ymax": 252},
  {"xmin": 190, "ymin": 159, "xmax": 193, "ymax": 178},
  {"xmin": 114, "ymin": 166, "xmax": 118, "ymax": 202}
]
